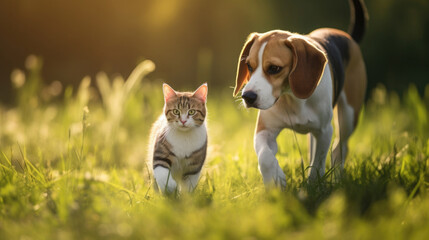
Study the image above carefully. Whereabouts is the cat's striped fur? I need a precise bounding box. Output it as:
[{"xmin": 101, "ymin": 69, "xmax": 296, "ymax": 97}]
[{"xmin": 148, "ymin": 83, "xmax": 208, "ymax": 194}]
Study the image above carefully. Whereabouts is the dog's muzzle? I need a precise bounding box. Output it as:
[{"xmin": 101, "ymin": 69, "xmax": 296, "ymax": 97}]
[{"xmin": 242, "ymin": 91, "xmax": 258, "ymax": 107}]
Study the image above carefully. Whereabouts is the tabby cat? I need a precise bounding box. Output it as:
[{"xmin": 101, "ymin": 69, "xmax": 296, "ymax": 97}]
[{"xmin": 148, "ymin": 83, "xmax": 208, "ymax": 194}]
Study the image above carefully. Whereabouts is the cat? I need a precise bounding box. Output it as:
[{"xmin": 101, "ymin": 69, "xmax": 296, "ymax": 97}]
[{"xmin": 148, "ymin": 83, "xmax": 208, "ymax": 194}]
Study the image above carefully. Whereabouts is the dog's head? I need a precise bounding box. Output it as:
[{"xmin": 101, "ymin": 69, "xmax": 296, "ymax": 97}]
[{"xmin": 233, "ymin": 31, "xmax": 327, "ymax": 109}]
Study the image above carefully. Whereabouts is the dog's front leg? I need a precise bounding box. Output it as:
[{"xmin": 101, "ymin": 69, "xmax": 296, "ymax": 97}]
[
  {"xmin": 255, "ymin": 129, "xmax": 286, "ymax": 189},
  {"xmin": 308, "ymin": 124, "xmax": 333, "ymax": 182}
]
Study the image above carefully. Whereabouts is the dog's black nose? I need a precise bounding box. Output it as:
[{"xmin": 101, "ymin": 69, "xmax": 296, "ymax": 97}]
[{"xmin": 242, "ymin": 91, "xmax": 258, "ymax": 105}]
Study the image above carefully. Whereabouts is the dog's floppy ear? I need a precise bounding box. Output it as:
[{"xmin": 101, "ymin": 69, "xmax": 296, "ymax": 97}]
[
  {"xmin": 233, "ymin": 33, "xmax": 258, "ymax": 97},
  {"xmin": 284, "ymin": 37, "xmax": 327, "ymax": 99}
]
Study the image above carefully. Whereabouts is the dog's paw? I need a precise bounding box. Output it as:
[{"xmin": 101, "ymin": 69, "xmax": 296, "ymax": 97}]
[
  {"xmin": 275, "ymin": 176, "xmax": 287, "ymax": 191},
  {"xmin": 264, "ymin": 168, "xmax": 287, "ymax": 190},
  {"xmin": 275, "ymin": 170, "xmax": 287, "ymax": 191}
]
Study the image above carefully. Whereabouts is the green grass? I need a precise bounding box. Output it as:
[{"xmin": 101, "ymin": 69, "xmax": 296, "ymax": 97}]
[{"xmin": 1, "ymin": 58, "xmax": 429, "ymax": 239}]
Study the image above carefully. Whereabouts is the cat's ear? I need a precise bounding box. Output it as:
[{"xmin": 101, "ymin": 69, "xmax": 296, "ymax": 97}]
[
  {"xmin": 193, "ymin": 83, "xmax": 208, "ymax": 103},
  {"xmin": 163, "ymin": 83, "xmax": 177, "ymax": 102}
]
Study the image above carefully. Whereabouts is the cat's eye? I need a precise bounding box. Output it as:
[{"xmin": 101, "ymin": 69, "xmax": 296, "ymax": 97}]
[
  {"xmin": 188, "ymin": 109, "xmax": 196, "ymax": 115},
  {"xmin": 173, "ymin": 109, "xmax": 180, "ymax": 115}
]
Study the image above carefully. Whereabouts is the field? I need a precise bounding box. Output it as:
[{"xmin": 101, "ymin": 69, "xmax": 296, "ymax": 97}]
[{"xmin": 1, "ymin": 59, "xmax": 429, "ymax": 239}]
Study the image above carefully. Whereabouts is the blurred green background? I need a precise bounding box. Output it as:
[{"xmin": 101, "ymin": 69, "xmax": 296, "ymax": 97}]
[{"xmin": 0, "ymin": 0, "xmax": 428, "ymax": 103}]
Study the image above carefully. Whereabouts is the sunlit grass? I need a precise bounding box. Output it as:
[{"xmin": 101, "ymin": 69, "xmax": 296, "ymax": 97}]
[{"xmin": 0, "ymin": 56, "xmax": 428, "ymax": 239}]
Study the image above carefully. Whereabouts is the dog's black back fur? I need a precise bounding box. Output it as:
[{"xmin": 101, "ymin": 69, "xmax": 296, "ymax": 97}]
[
  {"xmin": 313, "ymin": 35, "xmax": 350, "ymax": 106},
  {"xmin": 311, "ymin": 0, "xmax": 367, "ymax": 106}
]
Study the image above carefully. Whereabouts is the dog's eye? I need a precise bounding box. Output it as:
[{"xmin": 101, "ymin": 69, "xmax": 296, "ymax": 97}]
[
  {"xmin": 267, "ymin": 65, "xmax": 283, "ymax": 75},
  {"xmin": 247, "ymin": 63, "xmax": 254, "ymax": 72}
]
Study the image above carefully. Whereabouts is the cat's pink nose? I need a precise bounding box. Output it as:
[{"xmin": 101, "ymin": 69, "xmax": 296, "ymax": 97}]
[{"xmin": 180, "ymin": 119, "xmax": 187, "ymax": 125}]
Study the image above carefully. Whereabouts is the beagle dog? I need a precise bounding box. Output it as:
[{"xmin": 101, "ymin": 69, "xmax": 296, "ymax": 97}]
[{"xmin": 233, "ymin": 0, "xmax": 368, "ymax": 188}]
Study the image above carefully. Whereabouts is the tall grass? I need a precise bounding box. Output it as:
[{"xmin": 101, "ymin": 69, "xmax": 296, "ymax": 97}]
[{"xmin": 0, "ymin": 56, "xmax": 428, "ymax": 239}]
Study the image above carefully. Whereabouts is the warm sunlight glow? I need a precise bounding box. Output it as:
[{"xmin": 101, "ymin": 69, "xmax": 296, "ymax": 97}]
[{"xmin": 146, "ymin": 0, "xmax": 183, "ymax": 29}]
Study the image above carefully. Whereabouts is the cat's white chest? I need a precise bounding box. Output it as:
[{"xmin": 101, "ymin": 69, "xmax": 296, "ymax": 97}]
[{"xmin": 165, "ymin": 124, "xmax": 207, "ymax": 159}]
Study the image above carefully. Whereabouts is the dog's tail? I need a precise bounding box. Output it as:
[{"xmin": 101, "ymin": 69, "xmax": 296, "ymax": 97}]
[{"xmin": 348, "ymin": 0, "xmax": 369, "ymax": 43}]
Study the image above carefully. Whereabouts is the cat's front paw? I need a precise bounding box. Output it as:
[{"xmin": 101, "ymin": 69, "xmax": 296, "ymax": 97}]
[{"xmin": 154, "ymin": 167, "xmax": 178, "ymax": 195}]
